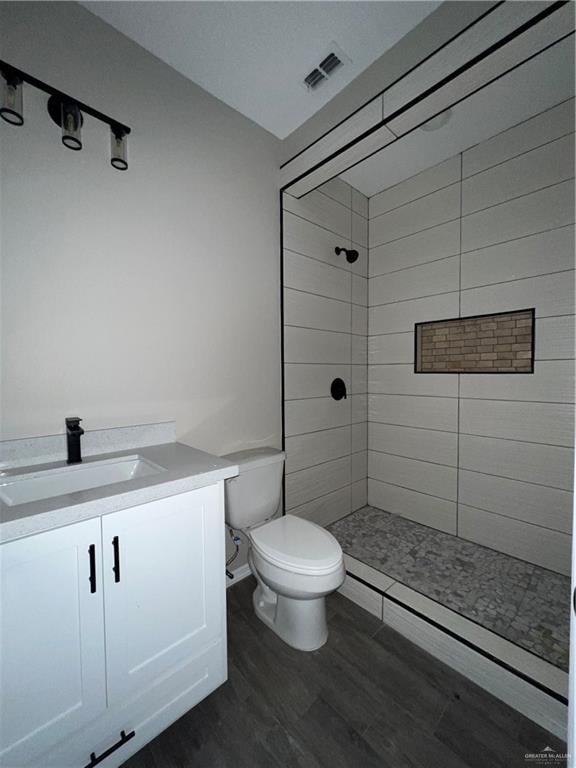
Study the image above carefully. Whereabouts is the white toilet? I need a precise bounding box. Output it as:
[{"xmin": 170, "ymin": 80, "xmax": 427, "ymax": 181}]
[{"xmin": 223, "ymin": 447, "xmax": 345, "ymax": 651}]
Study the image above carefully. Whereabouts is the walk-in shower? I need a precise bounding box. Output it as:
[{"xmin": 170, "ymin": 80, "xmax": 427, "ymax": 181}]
[{"xmin": 281, "ymin": 29, "xmax": 574, "ymax": 737}]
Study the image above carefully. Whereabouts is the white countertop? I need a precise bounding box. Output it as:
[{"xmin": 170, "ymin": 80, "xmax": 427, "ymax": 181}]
[{"xmin": 0, "ymin": 442, "xmax": 238, "ymax": 544}]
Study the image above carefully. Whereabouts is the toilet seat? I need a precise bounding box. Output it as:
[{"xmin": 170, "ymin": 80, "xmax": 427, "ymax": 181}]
[{"xmin": 250, "ymin": 514, "xmax": 342, "ymax": 576}]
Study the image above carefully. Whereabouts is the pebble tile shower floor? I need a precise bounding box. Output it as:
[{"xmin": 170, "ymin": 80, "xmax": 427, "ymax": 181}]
[{"xmin": 328, "ymin": 506, "xmax": 570, "ymax": 670}]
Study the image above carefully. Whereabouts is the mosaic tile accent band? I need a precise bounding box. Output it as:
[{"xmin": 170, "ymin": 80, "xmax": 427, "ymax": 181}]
[{"xmin": 415, "ymin": 308, "xmax": 535, "ymax": 373}]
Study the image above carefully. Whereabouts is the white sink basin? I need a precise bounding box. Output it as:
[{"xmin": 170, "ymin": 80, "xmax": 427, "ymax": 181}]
[{"xmin": 0, "ymin": 455, "xmax": 164, "ymax": 506}]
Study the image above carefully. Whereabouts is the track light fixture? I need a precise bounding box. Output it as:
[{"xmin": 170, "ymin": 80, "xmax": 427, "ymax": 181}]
[{"xmin": 0, "ymin": 60, "xmax": 131, "ymax": 171}]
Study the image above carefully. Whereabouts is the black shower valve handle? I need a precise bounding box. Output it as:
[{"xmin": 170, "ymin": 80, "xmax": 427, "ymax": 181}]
[{"xmin": 331, "ymin": 378, "xmax": 347, "ymax": 401}]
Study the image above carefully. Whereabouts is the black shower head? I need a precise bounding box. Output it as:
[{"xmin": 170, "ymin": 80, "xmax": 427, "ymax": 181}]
[{"xmin": 335, "ymin": 246, "xmax": 359, "ymax": 264}]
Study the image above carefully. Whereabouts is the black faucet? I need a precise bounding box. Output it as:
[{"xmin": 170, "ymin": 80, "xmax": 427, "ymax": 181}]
[{"xmin": 65, "ymin": 417, "xmax": 85, "ymax": 464}]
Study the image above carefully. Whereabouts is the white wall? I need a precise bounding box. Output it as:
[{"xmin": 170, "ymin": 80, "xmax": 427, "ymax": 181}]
[
  {"xmin": 367, "ymin": 99, "xmax": 575, "ymax": 574},
  {"xmin": 0, "ymin": 2, "xmax": 281, "ymax": 458},
  {"xmin": 282, "ymin": 179, "xmax": 368, "ymax": 526}
]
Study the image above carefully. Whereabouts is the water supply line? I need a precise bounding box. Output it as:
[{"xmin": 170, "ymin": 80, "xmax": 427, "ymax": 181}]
[{"xmin": 225, "ymin": 526, "xmax": 242, "ymax": 579}]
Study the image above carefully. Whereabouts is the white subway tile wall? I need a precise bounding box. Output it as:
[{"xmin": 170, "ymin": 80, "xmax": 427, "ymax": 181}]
[
  {"xmin": 283, "ymin": 180, "xmax": 369, "ymax": 526},
  {"xmin": 367, "ymin": 99, "xmax": 575, "ymax": 574}
]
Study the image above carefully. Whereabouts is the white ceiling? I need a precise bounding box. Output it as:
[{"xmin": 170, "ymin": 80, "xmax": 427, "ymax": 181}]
[
  {"xmin": 340, "ymin": 36, "xmax": 575, "ymax": 197},
  {"xmin": 83, "ymin": 1, "xmax": 440, "ymax": 139}
]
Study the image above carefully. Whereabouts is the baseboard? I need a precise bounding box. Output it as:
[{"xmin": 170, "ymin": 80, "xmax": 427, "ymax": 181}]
[{"xmin": 226, "ymin": 562, "xmax": 252, "ymax": 587}]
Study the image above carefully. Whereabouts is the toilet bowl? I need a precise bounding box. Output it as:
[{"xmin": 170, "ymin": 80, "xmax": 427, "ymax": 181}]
[
  {"xmin": 249, "ymin": 514, "xmax": 345, "ymax": 651},
  {"xmin": 223, "ymin": 448, "xmax": 345, "ymax": 651}
]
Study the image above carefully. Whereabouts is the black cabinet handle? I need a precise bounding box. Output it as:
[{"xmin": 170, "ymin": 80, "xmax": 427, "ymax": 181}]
[
  {"xmin": 88, "ymin": 544, "xmax": 97, "ymax": 594},
  {"xmin": 83, "ymin": 729, "xmax": 135, "ymax": 768},
  {"xmin": 112, "ymin": 536, "xmax": 121, "ymax": 583}
]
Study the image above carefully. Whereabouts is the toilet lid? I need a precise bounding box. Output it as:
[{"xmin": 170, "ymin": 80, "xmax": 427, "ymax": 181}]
[{"xmin": 250, "ymin": 515, "xmax": 342, "ymax": 574}]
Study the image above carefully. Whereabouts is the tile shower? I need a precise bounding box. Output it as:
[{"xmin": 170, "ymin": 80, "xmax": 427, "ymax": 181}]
[
  {"xmin": 283, "ymin": 181, "xmax": 369, "ymax": 524},
  {"xmin": 282, "ymin": 97, "xmax": 575, "ymax": 675}
]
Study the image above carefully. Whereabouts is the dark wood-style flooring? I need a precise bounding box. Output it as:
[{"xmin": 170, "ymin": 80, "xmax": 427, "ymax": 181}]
[{"xmin": 125, "ymin": 577, "xmax": 567, "ymax": 768}]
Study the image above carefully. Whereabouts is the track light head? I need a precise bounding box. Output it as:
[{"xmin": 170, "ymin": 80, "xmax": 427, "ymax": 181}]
[
  {"xmin": 0, "ymin": 68, "xmax": 24, "ymax": 126},
  {"xmin": 110, "ymin": 127, "xmax": 128, "ymax": 171},
  {"xmin": 48, "ymin": 95, "xmax": 83, "ymax": 151}
]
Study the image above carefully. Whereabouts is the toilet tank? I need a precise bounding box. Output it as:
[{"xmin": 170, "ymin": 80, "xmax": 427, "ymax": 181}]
[{"xmin": 222, "ymin": 448, "xmax": 285, "ymax": 529}]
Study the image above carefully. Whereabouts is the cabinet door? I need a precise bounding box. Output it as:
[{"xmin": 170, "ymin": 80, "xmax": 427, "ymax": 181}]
[
  {"xmin": 102, "ymin": 484, "xmax": 226, "ymax": 705},
  {"xmin": 0, "ymin": 519, "xmax": 106, "ymax": 766}
]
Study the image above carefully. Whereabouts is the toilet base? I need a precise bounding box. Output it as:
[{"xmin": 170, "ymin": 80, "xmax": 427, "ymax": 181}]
[{"xmin": 252, "ymin": 583, "xmax": 328, "ymax": 652}]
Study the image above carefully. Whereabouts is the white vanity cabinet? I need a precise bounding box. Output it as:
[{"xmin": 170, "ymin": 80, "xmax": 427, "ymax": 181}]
[
  {"xmin": 0, "ymin": 482, "xmax": 227, "ymax": 768},
  {"xmin": 0, "ymin": 518, "xmax": 107, "ymax": 766}
]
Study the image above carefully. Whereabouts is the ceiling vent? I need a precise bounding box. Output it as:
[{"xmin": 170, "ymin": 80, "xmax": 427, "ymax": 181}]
[
  {"xmin": 303, "ymin": 43, "xmax": 349, "ymax": 91},
  {"xmin": 304, "ymin": 68, "xmax": 326, "ymax": 90},
  {"xmin": 319, "ymin": 53, "xmax": 342, "ymax": 76}
]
